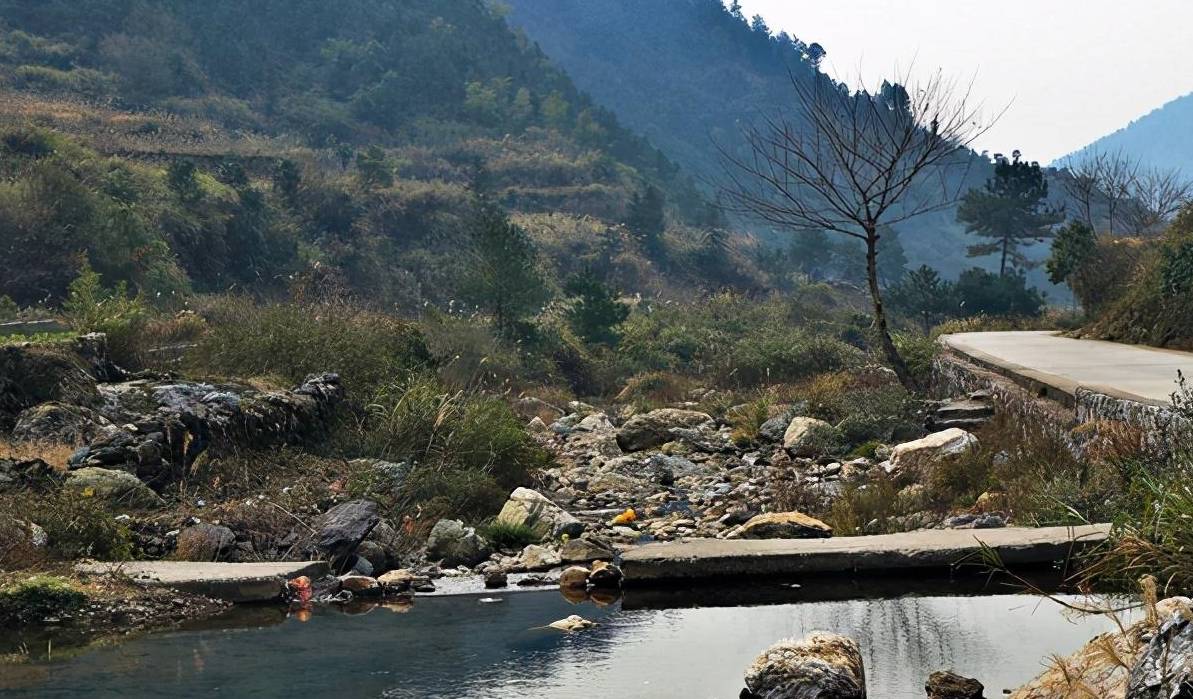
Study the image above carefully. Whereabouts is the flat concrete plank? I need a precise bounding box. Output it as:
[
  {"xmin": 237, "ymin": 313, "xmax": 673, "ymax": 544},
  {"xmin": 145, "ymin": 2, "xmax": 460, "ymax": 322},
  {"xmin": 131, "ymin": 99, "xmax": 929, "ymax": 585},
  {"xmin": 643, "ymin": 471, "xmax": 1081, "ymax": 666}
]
[
  {"xmin": 619, "ymin": 524, "xmax": 1109, "ymax": 583},
  {"xmin": 943, "ymin": 331, "xmax": 1193, "ymax": 406},
  {"xmin": 76, "ymin": 561, "xmax": 328, "ymax": 603}
]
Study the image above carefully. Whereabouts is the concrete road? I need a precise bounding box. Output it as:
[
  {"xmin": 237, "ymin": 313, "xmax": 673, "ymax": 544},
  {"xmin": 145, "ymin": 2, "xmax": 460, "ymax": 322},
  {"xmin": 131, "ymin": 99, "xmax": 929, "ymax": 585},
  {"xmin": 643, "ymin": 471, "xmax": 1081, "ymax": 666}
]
[{"xmin": 942, "ymin": 330, "xmax": 1193, "ymax": 406}]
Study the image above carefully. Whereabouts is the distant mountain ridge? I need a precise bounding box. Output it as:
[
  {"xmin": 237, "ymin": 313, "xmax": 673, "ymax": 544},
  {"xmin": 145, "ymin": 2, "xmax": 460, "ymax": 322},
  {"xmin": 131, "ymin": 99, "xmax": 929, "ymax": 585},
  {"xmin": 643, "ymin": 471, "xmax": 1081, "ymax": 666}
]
[{"xmin": 1058, "ymin": 91, "xmax": 1193, "ymax": 175}]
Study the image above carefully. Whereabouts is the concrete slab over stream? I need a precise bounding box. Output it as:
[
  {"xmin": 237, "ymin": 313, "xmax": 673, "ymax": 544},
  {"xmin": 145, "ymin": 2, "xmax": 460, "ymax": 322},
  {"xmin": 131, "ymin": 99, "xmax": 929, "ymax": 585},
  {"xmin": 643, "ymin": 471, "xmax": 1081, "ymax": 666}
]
[
  {"xmin": 618, "ymin": 524, "xmax": 1109, "ymax": 584},
  {"xmin": 75, "ymin": 560, "xmax": 329, "ymax": 603}
]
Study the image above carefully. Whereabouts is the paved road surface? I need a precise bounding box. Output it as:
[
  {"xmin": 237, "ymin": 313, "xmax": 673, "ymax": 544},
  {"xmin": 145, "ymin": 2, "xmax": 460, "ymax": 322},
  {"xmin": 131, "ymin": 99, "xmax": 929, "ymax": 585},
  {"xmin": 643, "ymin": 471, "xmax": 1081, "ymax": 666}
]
[{"xmin": 942, "ymin": 330, "xmax": 1193, "ymax": 405}]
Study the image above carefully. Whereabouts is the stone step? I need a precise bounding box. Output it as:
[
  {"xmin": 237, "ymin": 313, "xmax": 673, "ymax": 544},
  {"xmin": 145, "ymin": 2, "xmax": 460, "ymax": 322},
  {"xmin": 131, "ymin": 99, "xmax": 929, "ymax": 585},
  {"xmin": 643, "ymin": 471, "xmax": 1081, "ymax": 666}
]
[
  {"xmin": 76, "ymin": 560, "xmax": 329, "ymax": 603},
  {"xmin": 617, "ymin": 524, "xmax": 1110, "ymax": 584}
]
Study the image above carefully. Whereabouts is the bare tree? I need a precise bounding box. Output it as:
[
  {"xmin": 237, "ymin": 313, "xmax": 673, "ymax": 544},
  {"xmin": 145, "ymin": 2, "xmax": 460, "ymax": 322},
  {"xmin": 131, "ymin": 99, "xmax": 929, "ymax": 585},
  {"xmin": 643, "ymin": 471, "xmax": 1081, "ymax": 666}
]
[
  {"xmin": 1123, "ymin": 165, "xmax": 1193, "ymax": 235},
  {"xmin": 1060, "ymin": 157, "xmax": 1102, "ymax": 231},
  {"xmin": 1060, "ymin": 150, "xmax": 1191, "ymax": 235},
  {"xmin": 718, "ymin": 70, "xmax": 995, "ymax": 389}
]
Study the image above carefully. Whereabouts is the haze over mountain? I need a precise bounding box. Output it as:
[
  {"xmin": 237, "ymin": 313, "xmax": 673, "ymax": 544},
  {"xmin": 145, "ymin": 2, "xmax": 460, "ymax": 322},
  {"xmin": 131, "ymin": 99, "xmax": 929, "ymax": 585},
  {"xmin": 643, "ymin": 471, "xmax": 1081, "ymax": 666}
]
[
  {"xmin": 1058, "ymin": 91, "xmax": 1193, "ymax": 176},
  {"xmin": 502, "ymin": 0, "xmax": 1074, "ymax": 291}
]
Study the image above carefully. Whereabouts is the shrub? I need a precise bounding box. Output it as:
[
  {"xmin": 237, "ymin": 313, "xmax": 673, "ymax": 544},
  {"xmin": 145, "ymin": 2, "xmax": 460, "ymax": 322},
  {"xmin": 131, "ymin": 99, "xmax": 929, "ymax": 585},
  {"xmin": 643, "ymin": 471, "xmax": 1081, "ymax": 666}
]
[
  {"xmin": 0, "ymin": 575, "xmax": 89, "ymax": 625},
  {"xmin": 61, "ymin": 262, "xmax": 149, "ymax": 366},
  {"xmin": 20, "ymin": 491, "xmax": 134, "ymax": 561},
  {"xmin": 190, "ymin": 297, "xmax": 432, "ymax": 399},
  {"xmin": 952, "ymin": 267, "xmax": 1045, "ymax": 318},
  {"xmin": 341, "ymin": 375, "xmax": 553, "ymax": 519},
  {"xmin": 479, "ymin": 520, "xmax": 542, "ymax": 549}
]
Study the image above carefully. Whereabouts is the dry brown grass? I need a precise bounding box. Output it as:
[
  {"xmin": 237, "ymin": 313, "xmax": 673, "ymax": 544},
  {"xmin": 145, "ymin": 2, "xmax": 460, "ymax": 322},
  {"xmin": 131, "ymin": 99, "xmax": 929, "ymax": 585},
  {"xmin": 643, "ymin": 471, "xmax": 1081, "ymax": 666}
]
[{"xmin": 0, "ymin": 438, "xmax": 73, "ymax": 471}]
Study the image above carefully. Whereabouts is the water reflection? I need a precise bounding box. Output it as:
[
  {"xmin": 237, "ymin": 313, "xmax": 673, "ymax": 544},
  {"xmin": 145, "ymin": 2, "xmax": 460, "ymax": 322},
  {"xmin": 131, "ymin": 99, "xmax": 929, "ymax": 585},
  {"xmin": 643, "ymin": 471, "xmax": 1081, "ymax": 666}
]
[{"xmin": 0, "ymin": 585, "xmax": 1129, "ymax": 699}]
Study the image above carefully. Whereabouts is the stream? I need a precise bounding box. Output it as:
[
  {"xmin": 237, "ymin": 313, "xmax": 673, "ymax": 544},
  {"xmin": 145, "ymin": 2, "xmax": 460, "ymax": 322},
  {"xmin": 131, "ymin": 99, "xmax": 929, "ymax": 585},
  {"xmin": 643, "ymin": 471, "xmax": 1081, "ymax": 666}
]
[{"xmin": 0, "ymin": 578, "xmax": 1128, "ymax": 698}]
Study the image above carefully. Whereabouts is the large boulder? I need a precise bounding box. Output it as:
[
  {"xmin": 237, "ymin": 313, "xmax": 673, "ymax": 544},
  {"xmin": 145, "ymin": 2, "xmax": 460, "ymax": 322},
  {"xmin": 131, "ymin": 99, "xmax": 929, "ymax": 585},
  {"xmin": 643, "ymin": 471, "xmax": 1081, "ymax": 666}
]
[
  {"xmin": 615, "ymin": 409, "xmax": 714, "ymax": 452},
  {"xmin": 927, "ymin": 671, "xmax": 984, "ymax": 699},
  {"xmin": 312, "ymin": 499, "xmax": 380, "ymax": 562},
  {"xmin": 730, "ymin": 512, "xmax": 833, "ymax": 540},
  {"xmin": 1126, "ymin": 611, "xmax": 1193, "ymax": 698},
  {"xmin": 425, "ymin": 519, "xmax": 491, "ymax": 567},
  {"xmin": 0, "ymin": 344, "xmax": 101, "ymax": 430},
  {"xmin": 889, "ymin": 428, "xmax": 978, "ymax": 479},
  {"xmin": 783, "ymin": 417, "xmax": 837, "ymax": 457},
  {"xmin": 495, "ymin": 487, "xmax": 584, "ymax": 538},
  {"xmin": 1012, "ymin": 597, "xmax": 1192, "ymax": 699},
  {"xmin": 12, "ymin": 402, "xmax": 113, "ymax": 445},
  {"xmin": 743, "ymin": 633, "xmax": 866, "ymax": 699},
  {"xmin": 174, "ymin": 523, "xmax": 236, "ymax": 561},
  {"xmin": 64, "ymin": 467, "xmax": 164, "ymax": 509}
]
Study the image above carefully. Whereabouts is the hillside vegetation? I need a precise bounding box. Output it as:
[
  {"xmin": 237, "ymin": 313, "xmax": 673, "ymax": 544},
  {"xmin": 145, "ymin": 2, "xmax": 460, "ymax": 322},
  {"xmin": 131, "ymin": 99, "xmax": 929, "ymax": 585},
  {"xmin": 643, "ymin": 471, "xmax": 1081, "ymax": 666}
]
[{"xmin": 0, "ymin": 0, "xmax": 744, "ymax": 307}]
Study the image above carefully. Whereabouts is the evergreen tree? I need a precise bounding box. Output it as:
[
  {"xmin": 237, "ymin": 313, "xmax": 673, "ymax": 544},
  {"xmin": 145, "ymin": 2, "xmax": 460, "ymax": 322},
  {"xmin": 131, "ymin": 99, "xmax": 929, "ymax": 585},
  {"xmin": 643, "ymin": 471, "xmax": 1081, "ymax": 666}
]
[
  {"xmin": 887, "ymin": 265, "xmax": 958, "ymax": 333},
  {"xmin": 460, "ymin": 201, "xmax": 549, "ymax": 337},
  {"xmin": 626, "ymin": 184, "xmax": 666, "ymax": 256},
  {"xmin": 564, "ymin": 268, "xmax": 630, "ymax": 345},
  {"xmin": 957, "ymin": 151, "xmax": 1063, "ymax": 276}
]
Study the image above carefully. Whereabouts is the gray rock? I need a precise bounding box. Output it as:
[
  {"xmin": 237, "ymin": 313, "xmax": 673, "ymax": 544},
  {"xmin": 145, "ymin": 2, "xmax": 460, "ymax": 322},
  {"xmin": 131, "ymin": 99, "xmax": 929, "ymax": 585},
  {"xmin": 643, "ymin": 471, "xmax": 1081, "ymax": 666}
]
[
  {"xmin": 63, "ymin": 467, "xmax": 164, "ymax": 509},
  {"xmin": 426, "ymin": 519, "xmax": 491, "ymax": 567},
  {"xmin": 783, "ymin": 417, "xmax": 836, "ymax": 457},
  {"xmin": 519, "ymin": 544, "xmax": 562, "ymax": 571},
  {"xmin": 484, "ymin": 569, "xmax": 508, "ymax": 588},
  {"xmin": 560, "ymin": 537, "xmax": 614, "ymax": 563},
  {"xmin": 1127, "ymin": 612, "xmax": 1193, "ymax": 698},
  {"xmin": 313, "ymin": 499, "xmax": 381, "ymax": 561},
  {"xmin": 743, "ymin": 633, "xmax": 866, "ymax": 699},
  {"xmin": 495, "ymin": 487, "xmax": 584, "ymax": 538},
  {"xmin": 12, "ymin": 402, "xmax": 113, "ymax": 444},
  {"xmin": 616, "ymin": 409, "xmax": 715, "ymax": 452},
  {"xmin": 174, "ymin": 523, "xmax": 236, "ymax": 561}
]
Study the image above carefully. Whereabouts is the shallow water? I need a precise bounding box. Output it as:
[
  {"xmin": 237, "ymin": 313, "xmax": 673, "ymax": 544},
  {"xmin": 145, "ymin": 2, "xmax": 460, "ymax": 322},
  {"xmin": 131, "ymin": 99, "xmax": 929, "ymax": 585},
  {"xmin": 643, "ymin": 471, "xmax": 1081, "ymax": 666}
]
[{"xmin": 1, "ymin": 583, "xmax": 1126, "ymax": 699}]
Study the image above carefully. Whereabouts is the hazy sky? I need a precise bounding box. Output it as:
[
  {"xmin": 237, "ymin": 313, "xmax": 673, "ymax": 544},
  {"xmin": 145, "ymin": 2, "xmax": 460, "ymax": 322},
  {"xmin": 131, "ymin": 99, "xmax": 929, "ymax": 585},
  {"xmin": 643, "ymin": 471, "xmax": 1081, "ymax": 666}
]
[{"xmin": 739, "ymin": 0, "xmax": 1193, "ymax": 164}]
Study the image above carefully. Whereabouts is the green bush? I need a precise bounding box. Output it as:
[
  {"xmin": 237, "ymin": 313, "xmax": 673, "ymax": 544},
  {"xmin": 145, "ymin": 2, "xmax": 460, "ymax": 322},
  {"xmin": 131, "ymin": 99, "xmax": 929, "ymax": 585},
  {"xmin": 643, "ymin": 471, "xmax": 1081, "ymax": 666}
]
[
  {"xmin": 341, "ymin": 374, "xmax": 553, "ymax": 519},
  {"xmin": 0, "ymin": 575, "xmax": 89, "ymax": 625},
  {"xmin": 479, "ymin": 520, "xmax": 542, "ymax": 549},
  {"xmin": 61, "ymin": 263, "xmax": 150, "ymax": 367}
]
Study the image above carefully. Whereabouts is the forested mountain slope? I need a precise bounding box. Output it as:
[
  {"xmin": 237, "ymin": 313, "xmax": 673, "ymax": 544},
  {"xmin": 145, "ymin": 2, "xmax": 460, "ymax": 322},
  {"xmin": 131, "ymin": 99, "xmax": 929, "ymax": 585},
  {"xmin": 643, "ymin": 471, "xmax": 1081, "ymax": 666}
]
[{"xmin": 0, "ymin": 0, "xmax": 758, "ymax": 308}]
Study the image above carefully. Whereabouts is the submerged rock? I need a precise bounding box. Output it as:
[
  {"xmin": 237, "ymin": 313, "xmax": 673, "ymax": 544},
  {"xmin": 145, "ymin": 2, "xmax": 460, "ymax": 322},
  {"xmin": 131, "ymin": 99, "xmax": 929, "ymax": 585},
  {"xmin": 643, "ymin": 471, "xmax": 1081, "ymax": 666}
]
[
  {"xmin": 548, "ymin": 614, "xmax": 596, "ymax": 632},
  {"xmin": 588, "ymin": 560, "xmax": 622, "ymax": 588},
  {"xmin": 559, "ymin": 566, "xmax": 590, "ymax": 589},
  {"xmin": 926, "ymin": 671, "xmax": 984, "ymax": 699},
  {"xmin": 743, "ymin": 633, "xmax": 866, "ymax": 699}
]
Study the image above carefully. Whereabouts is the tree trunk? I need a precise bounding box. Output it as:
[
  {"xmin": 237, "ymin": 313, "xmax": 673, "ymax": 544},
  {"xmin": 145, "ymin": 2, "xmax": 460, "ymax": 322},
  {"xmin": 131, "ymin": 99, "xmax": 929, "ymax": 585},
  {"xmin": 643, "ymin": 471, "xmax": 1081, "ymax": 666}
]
[
  {"xmin": 1000, "ymin": 237, "xmax": 1009, "ymax": 276},
  {"xmin": 864, "ymin": 228, "xmax": 917, "ymax": 391}
]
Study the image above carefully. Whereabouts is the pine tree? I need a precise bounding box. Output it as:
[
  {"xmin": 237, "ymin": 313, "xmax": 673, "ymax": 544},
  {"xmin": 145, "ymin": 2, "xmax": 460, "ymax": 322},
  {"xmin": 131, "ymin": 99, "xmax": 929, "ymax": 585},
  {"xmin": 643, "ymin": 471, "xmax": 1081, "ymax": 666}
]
[
  {"xmin": 564, "ymin": 268, "xmax": 630, "ymax": 345},
  {"xmin": 626, "ymin": 184, "xmax": 666, "ymax": 257},
  {"xmin": 460, "ymin": 201, "xmax": 549, "ymax": 337},
  {"xmin": 958, "ymin": 152, "xmax": 1063, "ymax": 275}
]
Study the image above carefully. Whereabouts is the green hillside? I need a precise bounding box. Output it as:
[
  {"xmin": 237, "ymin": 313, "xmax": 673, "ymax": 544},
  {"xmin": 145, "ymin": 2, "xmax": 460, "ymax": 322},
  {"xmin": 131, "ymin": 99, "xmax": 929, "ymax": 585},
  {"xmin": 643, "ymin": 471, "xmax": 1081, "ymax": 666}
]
[{"xmin": 0, "ymin": 0, "xmax": 737, "ymax": 307}]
